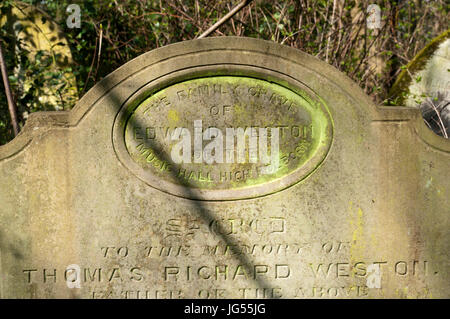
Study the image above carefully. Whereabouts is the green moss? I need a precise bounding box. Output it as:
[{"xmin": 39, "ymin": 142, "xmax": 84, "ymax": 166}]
[
  {"xmin": 388, "ymin": 29, "xmax": 450, "ymax": 106},
  {"xmin": 124, "ymin": 75, "xmax": 332, "ymax": 193}
]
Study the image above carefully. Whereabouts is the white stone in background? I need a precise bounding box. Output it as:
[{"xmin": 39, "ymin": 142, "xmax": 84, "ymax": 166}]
[{"xmin": 405, "ymin": 38, "xmax": 449, "ymax": 108}]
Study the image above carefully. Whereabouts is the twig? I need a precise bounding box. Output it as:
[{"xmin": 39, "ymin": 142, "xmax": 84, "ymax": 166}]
[
  {"xmin": 427, "ymin": 99, "xmax": 448, "ymax": 138},
  {"xmin": 93, "ymin": 24, "xmax": 103, "ymax": 83},
  {"xmin": 0, "ymin": 40, "xmax": 19, "ymax": 136},
  {"xmin": 259, "ymin": 8, "xmax": 273, "ymax": 38},
  {"xmin": 198, "ymin": 0, "xmax": 253, "ymax": 39},
  {"xmin": 81, "ymin": 23, "xmax": 102, "ymax": 95},
  {"xmin": 325, "ymin": 0, "xmax": 337, "ymax": 63}
]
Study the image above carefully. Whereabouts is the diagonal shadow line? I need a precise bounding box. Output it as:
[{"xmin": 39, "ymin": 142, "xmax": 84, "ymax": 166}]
[{"xmin": 96, "ymin": 76, "xmax": 280, "ymax": 298}]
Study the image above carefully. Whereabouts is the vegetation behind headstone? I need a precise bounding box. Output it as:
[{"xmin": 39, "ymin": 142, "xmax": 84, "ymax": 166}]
[{"xmin": 0, "ymin": 0, "xmax": 448, "ymax": 144}]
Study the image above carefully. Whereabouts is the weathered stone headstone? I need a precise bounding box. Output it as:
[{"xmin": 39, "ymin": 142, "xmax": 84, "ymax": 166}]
[
  {"xmin": 0, "ymin": 37, "xmax": 448, "ymax": 299},
  {"xmin": 390, "ymin": 29, "xmax": 449, "ymax": 108}
]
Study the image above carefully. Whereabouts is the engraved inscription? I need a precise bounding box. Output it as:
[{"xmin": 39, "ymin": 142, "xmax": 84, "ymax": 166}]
[{"xmin": 115, "ymin": 76, "xmax": 332, "ymax": 199}]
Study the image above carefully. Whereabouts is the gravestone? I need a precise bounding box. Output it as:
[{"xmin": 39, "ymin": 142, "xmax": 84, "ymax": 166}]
[
  {"xmin": 0, "ymin": 37, "xmax": 448, "ymax": 299},
  {"xmin": 389, "ymin": 29, "xmax": 449, "ymax": 108},
  {"xmin": 389, "ymin": 30, "xmax": 449, "ymax": 138}
]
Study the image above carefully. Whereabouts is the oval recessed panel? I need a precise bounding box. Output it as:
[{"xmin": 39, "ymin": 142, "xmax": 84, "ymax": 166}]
[{"xmin": 114, "ymin": 76, "xmax": 333, "ymax": 200}]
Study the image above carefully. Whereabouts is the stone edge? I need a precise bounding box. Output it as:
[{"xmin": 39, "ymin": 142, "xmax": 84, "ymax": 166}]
[{"xmin": 0, "ymin": 36, "xmax": 448, "ymax": 161}]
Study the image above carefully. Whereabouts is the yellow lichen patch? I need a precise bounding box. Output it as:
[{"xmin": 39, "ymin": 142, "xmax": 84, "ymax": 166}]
[{"xmin": 167, "ymin": 109, "xmax": 180, "ymax": 126}]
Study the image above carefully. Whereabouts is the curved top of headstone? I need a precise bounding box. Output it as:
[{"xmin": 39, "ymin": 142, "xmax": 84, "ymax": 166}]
[
  {"xmin": 0, "ymin": 37, "xmax": 448, "ymax": 194},
  {"xmin": 389, "ymin": 29, "xmax": 449, "ymax": 107}
]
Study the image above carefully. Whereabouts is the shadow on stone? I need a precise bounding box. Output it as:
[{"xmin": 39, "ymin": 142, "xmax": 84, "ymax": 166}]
[{"xmin": 96, "ymin": 76, "xmax": 279, "ymax": 297}]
